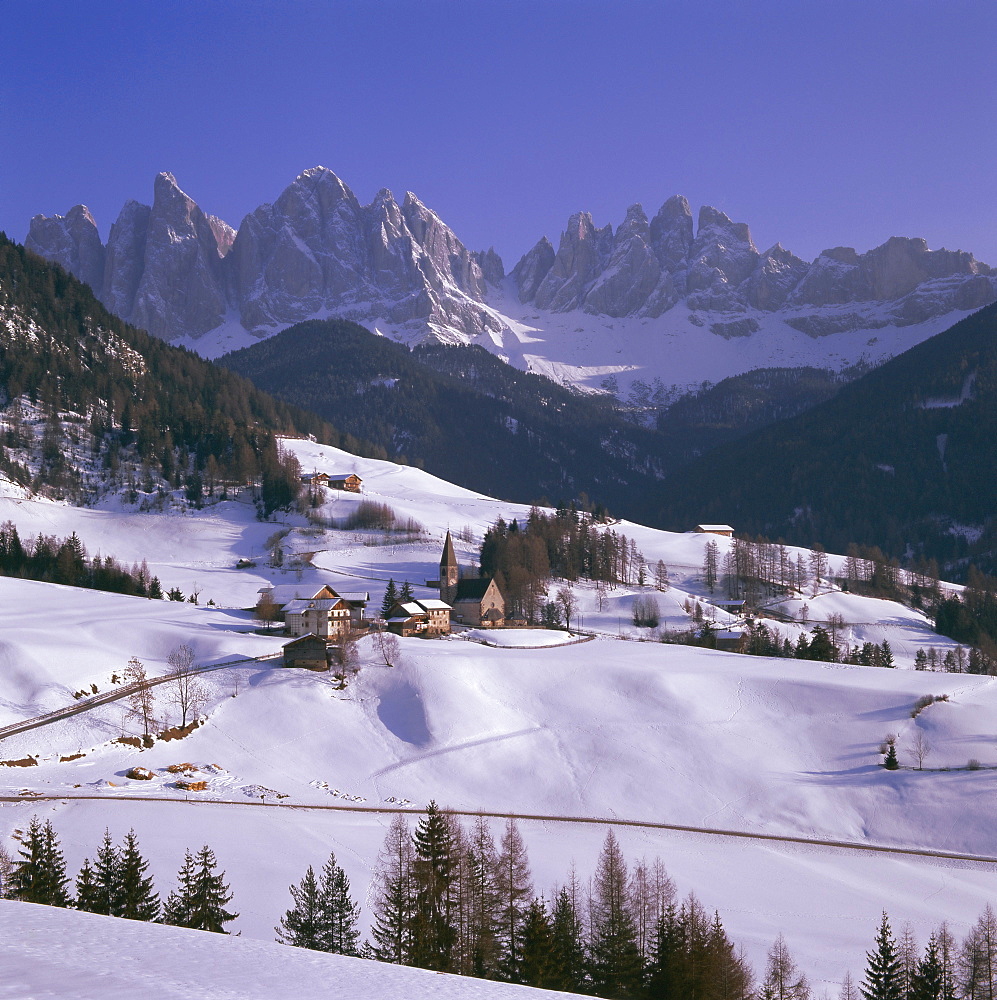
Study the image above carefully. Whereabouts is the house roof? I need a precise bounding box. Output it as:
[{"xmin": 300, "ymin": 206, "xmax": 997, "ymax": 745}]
[
  {"xmin": 260, "ymin": 584, "xmax": 337, "ymax": 604},
  {"xmin": 696, "ymin": 524, "xmax": 734, "ymax": 533},
  {"xmin": 329, "ymin": 474, "xmax": 362, "ymax": 483},
  {"xmin": 283, "ymin": 598, "xmax": 346, "ymax": 613},
  {"xmin": 283, "ymin": 634, "xmax": 329, "ymax": 649},
  {"xmin": 395, "ymin": 601, "xmax": 425, "ymax": 616},
  {"xmin": 337, "ymin": 592, "xmax": 370, "ymax": 603},
  {"xmin": 415, "ymin": 599, "xmax": 451, "ymax": 611}
]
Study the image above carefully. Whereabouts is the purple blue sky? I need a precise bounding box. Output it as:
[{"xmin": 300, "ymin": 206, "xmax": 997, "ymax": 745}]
[{"xmin": 2, "ymin": 1, "xmax": 995, "ymax": 268}]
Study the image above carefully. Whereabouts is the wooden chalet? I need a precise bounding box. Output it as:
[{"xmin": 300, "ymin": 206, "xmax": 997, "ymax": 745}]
[
  {"xmin": 695, "ymin": 524, "xmax": 735, "ymax": 537},
  {"xmin": 329, "ymin": 474, "xmax": 363, "ymax": 493},
  {"xmin": 282, "ymin": 634, "xmax": 331, "ymax": 671},
  {"xmin": 386, "ymin": 599, "xmax": 452, "ymax": 637},
  {"xmin": 283, "ymin": 597, "xmax": 353, "ymax": 639},
  {"xmin": 301, "ymin": 472, "xmax": 330, "ymax": 487}
]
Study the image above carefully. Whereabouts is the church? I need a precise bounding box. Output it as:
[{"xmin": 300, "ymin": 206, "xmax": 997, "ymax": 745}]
[{"xmin": 438, "ymin": 531, "xmax": 506, "ymax": 627}]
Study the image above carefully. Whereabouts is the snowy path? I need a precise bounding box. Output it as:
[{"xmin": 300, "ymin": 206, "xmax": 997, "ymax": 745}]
[{"xmin": 4, "ymin": 793, "xmax": 997, "ymax": 867}]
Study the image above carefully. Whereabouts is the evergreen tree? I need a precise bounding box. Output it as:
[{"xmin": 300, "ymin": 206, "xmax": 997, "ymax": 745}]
[
  {"xmin": 548, "ymin": 878, "xmax": 587, "ymax": 995},
  {"xmin": 400, "ymin": 580, "xmax": 415, "ymax": 602},
  {"xmin": 164, "ymin": 846, "xmax": 237, "ymax": 933},
  {"xmin": 276, "ymin": 864, "xmax": 326, "ymax": 949},
  {"xmin": 410, "ymin": 801, "xmax": 458, "ymax": 971},
  {"xmin": 117, "ymin": 830, "xmax": 159, "ymax": 921},
  {"xmin": 588, "ymin": 829, "xmax": 643, "ymax": 999},
  {"xmin": 880, "ymin": 641, "xmax": 896, "ymax": 668},
  {"xmin": 520, "ymin": 897, "xmax": 554, "ymax": 988},
  {"xmin": 647, "ymin": 902, "xmax": 683, "ymax": 1000},
  {"xmin": 861, "ymin": 912, "xmax": 904, "ymax": 1000},
  {"xmin": 75, "ymin": 857, "xmax": 101, "ymax": 912},
  {"xmin": 11, "ymin": 816, "xmax": 71, "ymax": 906},
  {"xmin": 912, "ymin": 934, "xmax": 944, "ymax": 1000},
  {"xmin": 381, "ymin": 579, "xmax": 399, "ymax": 617},
  {"xmin": 319, "ymin": 851, "xmax": 361, "ymax": 955},
  {"xmin": 371, "ymin": 814, "xmax": 417, "ymax": 964},
  {"xmin": 884, "ymin": 744, "xmax": 900, "ymax": 770},
  {"xmin": 90, "ymin": 828, "xmax": 123, "ymax": 916}
]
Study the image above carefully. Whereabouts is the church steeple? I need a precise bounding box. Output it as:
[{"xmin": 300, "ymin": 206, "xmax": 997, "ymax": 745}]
[{"xmin": 440, "ymin": 530, "xmax": 458, "ymax": 605}]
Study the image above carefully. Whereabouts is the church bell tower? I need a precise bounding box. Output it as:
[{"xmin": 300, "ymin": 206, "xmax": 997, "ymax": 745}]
[{"xmin": 440, "ymin": 530, "xmax": 459, "ymax": 606}]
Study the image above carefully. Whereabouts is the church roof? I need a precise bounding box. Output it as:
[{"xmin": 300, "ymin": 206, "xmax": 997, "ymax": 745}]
[
  {"xmin": 440, "ymin": 530, "xmax": 457, "ymax": 569},
  {"xmin": 453, "ymin": 577, "xmax": 494, "ymax": 601}
]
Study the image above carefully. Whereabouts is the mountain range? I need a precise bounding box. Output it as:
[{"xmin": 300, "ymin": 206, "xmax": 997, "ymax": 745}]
[{"xmin": 25, "ymin": 168, "xmax": 997, "ymax": 395}]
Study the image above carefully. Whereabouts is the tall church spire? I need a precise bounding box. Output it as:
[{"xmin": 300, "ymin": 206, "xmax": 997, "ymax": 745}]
[{"xmin": 440, "ymin": 530, "xmax": 458, "ymax": 605}]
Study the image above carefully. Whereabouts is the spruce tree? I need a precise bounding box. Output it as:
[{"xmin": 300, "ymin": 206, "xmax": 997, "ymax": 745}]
[
  {"xmin": 520, "ymin": 897, "xmax": 554, "ymax": 988},
  {"xmin": 861, "ymin": 912, "xmax": 904, "ymax": 1000},
  {"xmin": 117, "ymin": 830, "xmax": 159, "ymax": 921},
  {"xmin": 91, "ymin": 828, "xmax": 123, "ymax": 915},
  {"xmin": 647, "ymin": 902, "xmax": 682, "ymax": 1000},
  {"xmin": 884, "ymin": 744, "xmax": 900, "ymax": 770},
  {"xmin": 276, "ymin": 864, "xmax": 325, "ymax": 949},
  {"xmin": 410, "ymin": 801, "xmax": 458, "ymax": 972},
  {"xmin": 912, "ymin": 934, "xmax": 944, "ymax": 1000},
  {"xmin": 75, "ymin": 857, "xmax": 101, "ymax": 912},
  {"xmin": 381, "ymin": 579, "xmax": 399, "ymax": 618},
  {"xmin": 399, "ymin": 580, "xmax": 414, "ymax": 601},
  {"xmin": 11, "ymin": 816, "xmax": 71, "ymax": 906},
  {"xmin": 548, "ymin": 879, "xmax": 587, "ymax": 994},
  {"xmin": 320, "ymin": 851, "xmax": 361, "ymax": 955},
  {"xmin": 164, "ymin": 846, "xmax": 237, "ymax": 933}
]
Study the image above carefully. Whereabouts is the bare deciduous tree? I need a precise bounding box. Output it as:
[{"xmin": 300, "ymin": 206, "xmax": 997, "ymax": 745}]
[
  {"xmin": 907, "ymin": 729, "xmax": 932, "ymax": 770},
  {"xmin": 555, "ymin": 586, "xmax": 578, "ymax": 631},
  {"xmin": 373, "ymin": 628, "xmax": 400, "ymax": 668},
  {"xmin": 167, "ymin": 643, "xmax": 207, "ymax": 728},
  {"xmin": 124, "ymin": 656, "xmax": 156, "ymax": 739},
  {"xmin": 256, "ymin": 591, "xmax": 279, "ymax": 631}
]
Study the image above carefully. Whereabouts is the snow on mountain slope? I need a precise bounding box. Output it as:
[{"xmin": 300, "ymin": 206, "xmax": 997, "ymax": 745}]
[
  {"xmin": 0, "ymin": 900, "xmax": 584, "ymax": 1000},
  {"xmin": 0, "ymin": 440, "xmax": 994, "ymax": 987}
]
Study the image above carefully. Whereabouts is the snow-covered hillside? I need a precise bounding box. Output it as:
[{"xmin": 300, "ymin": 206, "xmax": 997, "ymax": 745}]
[
  {"xmin": 0, "ymin": 900, "xmax": 584, "ymax": 1000},
  {"xmin": 0, "ymin": 440, "xmax": 994, "ymax": 989}
]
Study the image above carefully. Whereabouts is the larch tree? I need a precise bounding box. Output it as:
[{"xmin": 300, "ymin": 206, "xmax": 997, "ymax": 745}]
[
  {"xmin": 761, "ymin": 933, "xmax": 810, "ymax": 1000},
  {"xmin": 371, "ymin": 813, "xmax": 417, "ymax": 965},
  {"xmin": 495, "ymin": 817, "xmax": 533, "ymax": 981}
]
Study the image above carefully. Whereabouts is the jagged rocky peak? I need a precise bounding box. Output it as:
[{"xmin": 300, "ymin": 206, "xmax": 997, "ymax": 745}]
[
  {"xmin": 686, "ymin": 205, "xmax": 761, "ymax": 301},
  {"xmin": 512, "ymin": 236, "xmax": 556, "ymax": 302},
  {"xmin": 585, "ymin": 204, "xmax": 662, "ymax": 317},
  {"xmin": 207, "ymin": 216, "xmax": 236, "ymax": 256},
  {"xmin": 649, "ymin": 195, "xmax": 694, "ymax": 269},
  {"xmin": 472, "ymin": 248, "xmax": 505, "ymax": 285},
  {"xmin": 533, "ymin": 211, "xmax": 614, "ymax": 312},
  {"xmin": 26, "ymin": 204, "xmax": 105, "ymax": 293},
  {"xmin": 743, "ymin": 242, "xmax": 810, "ymax": 311}
]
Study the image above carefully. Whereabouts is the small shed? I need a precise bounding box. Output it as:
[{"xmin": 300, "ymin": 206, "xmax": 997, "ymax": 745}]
[
  {"xmin": 329, "ymin": 474, "xmax": 363, "ymax": 493},
  {"xmin": 715, "ymin": 629, "xmax": 746, "ymax": 652},
  {"xmin": 282, "ymin": 634, "xmax": 331, "ymax": 671},
  {"xmin": 695, "ymin": 524, "xmax": 735, "ymax": 537}
]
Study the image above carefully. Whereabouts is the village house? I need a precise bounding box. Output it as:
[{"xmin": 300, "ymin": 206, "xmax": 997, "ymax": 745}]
[
  {"xmin": 300, "ymin": 472, "xmax": 330, "ymax": 487},
  {"xmin": 438, "ymin": 531, "xmax": 506, "ymax": 627},
  {"xmin": 258, "ymin": 583, "xmax": 369, "ymax": 632},
  {"xmin": 282, "ymin": 634, "xmax": 332, "ymax": 671},
  {"xmin": 328, "ymin": 474, "xmax": 363, "ymax": 493},
  {"xmin": 695, "ymin": 524, "xmax": 735, "ymax": 537},
  {"xmin": 385, "ymin": 598, "xmax": 452, "ymax": 637},
  {"xmin": 283, "ymin": 597, "xmax": 353, "ymax": 639}
]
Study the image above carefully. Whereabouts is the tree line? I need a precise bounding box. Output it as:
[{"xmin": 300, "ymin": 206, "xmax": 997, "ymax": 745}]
[
  {"xmin": 479, "ymin": 508, "xmax": 647, "ymax": 623},
  {"xmin": 6, "ymin": 809, "xmax": 997, "ymax": 1000}
]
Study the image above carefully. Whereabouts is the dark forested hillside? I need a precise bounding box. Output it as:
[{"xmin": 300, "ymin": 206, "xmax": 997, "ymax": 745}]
[
  {"xmin": 218, "ymin": 319, "xmax": 673, "ymax": 520},
  {"xmin": 0, "ymin": 234, "xmax": 380, "ymax": 511},
  {"xmin": 657, "ymin": 302, "xmax": 997, "ymax": 576}
]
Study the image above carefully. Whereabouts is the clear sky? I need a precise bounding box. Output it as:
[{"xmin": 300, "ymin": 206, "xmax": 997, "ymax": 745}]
[{"xmin": 2, "ymin": 0, "xmax": 995, "ymax": 269}]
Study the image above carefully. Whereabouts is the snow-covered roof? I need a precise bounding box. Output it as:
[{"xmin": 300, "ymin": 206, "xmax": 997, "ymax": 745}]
[
  {"xmin": 697, "ymin": 524, "xmax": 735, "ymax": 533},
  {"xmin": 396, "ymin": 601, "xmax": 424, "ymax": 616},
  {"xmin": 260, "ymin": 584, "xmax": 335, "ymax": 604},
  {"xmin": 337, "ymin": 592, "xmax": 370, "ymax": 603},
  {"xmin": 283, "ymin": 598, "xmax": 343, "ymax": 613},
  {"xmin": 415, "ymin": 599, "xmax": 451, "ymax": 611}
]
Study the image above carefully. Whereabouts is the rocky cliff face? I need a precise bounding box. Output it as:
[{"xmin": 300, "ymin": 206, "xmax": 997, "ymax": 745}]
[
  {"xmin": 513, "ymin": 201, "xmax": 995, "ymax": 331},
  {"xmin": 25, "ymin": 168, "xmax": 996, "ymax": 354},
  {"xmin": 26, "ymin": 167, "xmax": 502, "ymax": 344}
]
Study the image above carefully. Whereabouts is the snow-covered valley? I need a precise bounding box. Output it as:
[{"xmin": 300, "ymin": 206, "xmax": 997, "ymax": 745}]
[{"xmin": 0, "ymin": 439, "xmax": 995, "ymax": 991}]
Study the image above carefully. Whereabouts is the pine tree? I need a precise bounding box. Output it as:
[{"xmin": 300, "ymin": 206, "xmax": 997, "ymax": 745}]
[
  {"xmin": 707, "ymin": 910, "xmax": 754, "ymax": 1000},
  {"xmin": 884, "ymin": 743, "xmax": 900, "ymax": 770},
  {"xmin": 400, "ymin": 580, "xmax": 414, "ymax": 601},
  {"xmin": 371, "ymin": 813, "xmax": 417, "ymax": 964},
  {"xmin": 520, "ymin": 897, "xmax": 554, "ymax": 988},
  {"xmin": 647, "ymin": 903, "xmax": 682, "ymax": 1000},
  {"xmin": 91, "ymin": 828, "xmax": 123, "ymax": 915},
  {"xmin": 912, "ymin": 934, "xmax": 944, "ymax": 1000},
  {"xmin": 880, "ymin": 641, "xmax": 896, "ymax": 668},
  {"xmin": 495, "ymin": 818, "xmax": 533, "ymax": 981},
  {"xmin": 276, "ymin": 864, "xmax": 326, "ymax": 949},
  {"xmin": 11, "ymin": 816, "xmax": 71, "ymax": 906},
  {"xmin": 164, "ymin": 846, "xmax": 237, "ymax": 933},
  {"xmin": 75, "ymin": 857, "xmax": 101, "ymax": 912},
  {"xmin": 861, "ymin": 912, "xmax": 904, "ymax": 1000},
  {"xmin": 548, "ymin": 878, "xmax": 587, "ymax": 994},
  {"xmin": 410, "ymin": 801, "xmax": 458, "ymax": 971},
  {"xmin": 320, "ymin": 851, "xmax": 361, "ymax": 955},
  {"xmin": 381, "ymin": 579, "xmax": 399, "ymax": 618},
  {"xmin": 117, "ymin": 830, "xmax": 159, "ymax": 921},
  {"xmin": 588, "ymin": 829, "xmax": 643, "ymax": 999}
]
